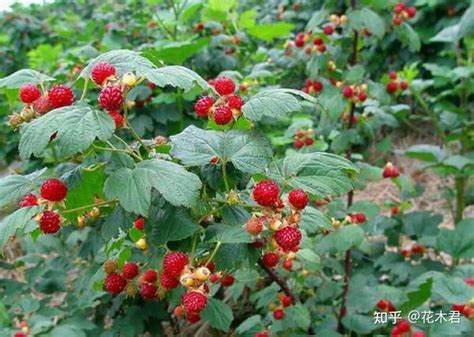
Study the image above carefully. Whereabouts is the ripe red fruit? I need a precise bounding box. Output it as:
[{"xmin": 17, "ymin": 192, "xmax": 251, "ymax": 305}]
[
  {"xmin": 274, "ymin": 226, "xmax": 302, "ymax": 251},
  {"xmin": 391, "ymin": 206, "xmax": 400, "ymax": 216},
  {"xmin": 399, "ymin": 80, "xmax": 408, "ymax": 90},
  {"xmin": 104, "ymin": 273, "xmax": 127, "ymax": 294},
  {"xmin": 313, "ymin": 37, "xmax": 323, "ymax": 45},
  {"xmin": 323, "ymin": 25, "xmax": 334, "ymax": 35},
  {"xmin": 160, "ymin": 272, "xmax": 179, "ymax": 289},
  {"xmin": 209, "ymin": 274, "xmax": 219, "ymax": 283},
  {"xmin": 19, "ymin": 83, "xmax": 41, "ymax": 104},
  {"xmin": 389, "ymin": 71, "xmax": 397, "ymax": 80},
  {"xmin": 182, "ymin": 291, "xmax": 208, "ymax": 313},
  {"xmin": 14, "ymin": 332, "xmax": 27, "ymax": 337},
  {"xmin": 40, "ymin": 178, "xmax": 68, "ymax": 202},
  {"xmin": 317, "ymin": 44, "xmax": 327, "ymax": 53},
  {"xmin": 282, "ymin": 259, "xmax": 293, "ymax": 270},
  {"xmin": 376, "ymin": 299, "xmax": 396, "ymax": 312},
  {"xmin": 162, "ymin": 251, "xmax": 189, "ymax": 277},
  {"xmin": 273, "ymin": 309, "xmax": 285, "ymax": 320},
  {"xmin": 386, "ymin": 82, "xmax": 398, "ymax": 94},
  {"xmin": 350, "ymin": 212, "xmax": 367, "ymax": 224},
  {"xmin": 108, "ymin": 111, "xmax": 124, "ymax": 128},
  {"xmin": 393, "ymin": 2, "xmax": 405, "ymax": 14},
  {"xmin": 312, "ymin": 81, "xmax": 323, "ymax": 92},
  {"xmin": 220, "ymin": 274, "xmax": 235, "ymax": 287},
  {"xmin": 406, "ymin": 6, "xmax": 416, "ymax": 18},
  {"xmin": 295, "ymin": 38, "xmax": 305, "ymax": 48},
  {"xmin": 255, "ymin": 331, "xmax": 269, "ymax": 337},
  {"xmin": 262, "ymin": 252, "xmax": 280, "ymax": 268},
  {"xmin": 134, "ymin": 217, "xmax": 145, "ymax": 230},
  {"xmin": 187, "ymin": 311, "xmax": 201, "ymax": 323},
  {"xmin": 288, "ymin": 189, "xmax": 309, "ymax": 209},
  {"xmin": 412, "ymin": 332, "xmax": 426, "ymax": 337},
  {"xmin": 342, "ymin": 86, "xmax": 353, "ymax": 98},
  {"xmin": 358, "ymin": 92, "xmax": 368, "ymax": 102},
  {"xmin": 33, "ymin": 96, "xmax": 51, "ymax": 114},
  {"xmin": 253, "ymin": 180, "xmax": 280, "ymax": 207},
  {"xmin": 383, "ymin": 163, "xmax": 400, "ymax": 178},
  {"xmin": 245, "ymin": 217, "xmax": 264, "ymax": 235},
  {"xmin": 279, "ymin": 293, "xmax": 293, "ymax": 307},
  {"xmin": 140, "ymin": 283, "xmax": 157, "ymax": 300},
  {"xmin": 465, "ymin": 277, "xmax": 474, "ymax": 287},
  {"xmin": 293, "ymin": 139, "xmax": 304, "ymax": 149},
  {"xmin": 213, "ymin": 106, "xmax": 233, "ymax": 125},
  {"xmin": 99, "ymin": 86, "xmax": 123, "ymax": 111},
  {"xmin": 411, "ymin": 244, "xmax": 425, "ymax": 254},
  {"xmin": 252, "ymin": 239, "xmax": 265, "ymax": 248},
  {"xmin": 142, "ymin": 269, "xmax": 158, "ymax": 283},
  {"xmin": 214, "ymin": 77, "xmax": 235, "ymax": 95},
  {"xmin": 38, "ymin": 211, "xmax": 61, "ymax": 234},
  {"xmin": 122, "ymin": 262, "xmax": 139, "ymax": 279},
  {"xmin": 19, "ymin": 193, "xmax": 38, "ymax": 207},
  {"xmin": 48, "ymin": 85, "xmax": 74, "ymax": 108},
  {"xmin": 392, "ymin": 16, "xmax": 402, "ymax": 26},
  {"xmin": 396, "ymin": 320, "xmax": 411, "ymax": 333},
  {"xmin": 226, "ymin": 94, "xmax": 244, "ymax": 110},
  {"xmin": 91, "ymin": 62, "xmax": 116, "ymax": 85},
  {"xmin": 194, "ymin": 96, "xmax": 215, "ymax": 118}
]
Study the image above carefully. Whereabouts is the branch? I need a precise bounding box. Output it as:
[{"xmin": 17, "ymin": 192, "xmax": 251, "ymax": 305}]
[{"xmin": 257, "ymin": 259, "xmax": 296, "ymax": 303}]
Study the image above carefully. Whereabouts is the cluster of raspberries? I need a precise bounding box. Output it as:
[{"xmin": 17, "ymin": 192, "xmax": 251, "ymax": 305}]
[
  {"xmin": 246, "ymin": 179, "xmax": 310, "ymax": 271},
  {"xmin": 18, "ymin": 178, "xmax": 68, "ymax": 235},
  {"xmin": 194, "ymin": 77, "xmax": 244, "ymax": 125},
  {"xmin": 386, "ymin": 71, "xmax": 409, "ymax": 94}
]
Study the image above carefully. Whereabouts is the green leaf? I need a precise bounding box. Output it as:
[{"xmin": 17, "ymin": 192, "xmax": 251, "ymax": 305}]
[
  {"xmin": 0, "ymin": 69, "xmax": 54, "ymax": 88},
  {"xmin": 399, "ymin": 277, "xmax": 433, "ymax": 314},
  {"xmin": 402, "ymin": 211, "xmax": 441, "ymax": 245},
  {"xmin": 318, "ymin": 85, "xmax": 346, "ymax": 120},
  {"xmin": 239, "ymin": 10, "xmax": 256, "ymax": 29},
  {"xmin": 170, "ymin": 125, "xmax": 272, "ymax": 174},
  {"xmin": 316, "ymin": 225, "xmax": 365, "ymax": 254},
  {"xmin": 0, "ymin": 206, "xmax": 41, "ymax": 248},
  {"xmin": 360, "ymin": 8, "xmax": 386, "ymax": 39},
  {"xmin": 404, "ymin": 144, "xmax": 446, "ymax": 162},
  {"xmin": 236, "ymin": 315, "xmax": 261, "ymax": 334},
  {"xmin": 201, "ymin": 298, "xmax": 233, "ymax": 331},
  {"xmin": 144, "ymin": 39, "xmax": 209, "ymax": 65},
  {"xmin": 432, "ymin": 273, "xmax": 474, "ymax": 304},
  {"xmin": 430, "ymin": 24, "xmax": 460, "ymax": 43},
  {"xmin": 345, "ymin": 65, "xmax": 365, "ymax": 82},
  {"xmin": 268, "ymin": 152, "xmax": 358, "ymax": 199},
  {"xmin": 436, "ymin": 218, "xmax": 474, "ymax": 259},
  {"xmin": 299, "ymin": 207, "xmax": 332, "ymax": 233},
  {"xmin": 342, "ymin": 314, "xmax": 376, "ymax": 334},
  {"xmin": 0, "ymin": 168, "xmax": 46, "ymax": 207},
  {"xmin": 400, "ymin": 23, "xmax": 421, "ymax": 52},
  {"xmin": 242, "ymin": 89, "xmax": 316, "ymax": 121},
  {"xmin": 209, "ymin": 225, "xmax": 253, "ymax": 244},
  {"xmin": 146, "ymin": 66, "xmax": 209, "ymax": 91},
  {"xmin": 458, "ymin": 4, "xmax": 474, "ymax": 39},
  {"xmin": 148, "ymin": 204, "xmax": 198, "ymax": 245},
  {"xmin": 247, "ymin": 22, "xmax": 295, "ymax": 42},
  {"xmin": 105, "ymin": 159, "xmax": 202, "ymax": 216},
  {"xmin": 19, "ymin": 104, "xmax": 114, "ymax": 159}
]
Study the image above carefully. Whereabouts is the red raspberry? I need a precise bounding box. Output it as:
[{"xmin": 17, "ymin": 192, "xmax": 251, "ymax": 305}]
[
  {"xmin": 48, "ymin": 85, "xmax": 74, "ymax": 108},
  {"xmin": 104, "ymin": 272, "xmax": 126, "ymax": 294},
  {"xmin": 342, "ymin": 86, "xmax": 353, "ymax": 98},
  {"xmin": 313, "ymin": 37, "xmax": 323, "ymax": 45},
  {"xmin": 38, "ymin": 211, "xmax": 61, "ymax": 234},
  {"xmin": 274, "ymin": 226, "xmax": 302, "ymax": 251},
  {"xmin": 317, "ymin": 44, "xmax": 327, "ymax": 53},
  {"xmin": 214, "ymin": 77, "xmax": 235, "ymax": 95},
  {"xmin": 187, "ymin": 312, "xmax": 201, "ymax": 323},
  {"xmin": 40, "ymin": 178, "xmax": 68, "ymax": 202},
  {"xmin": 98, "ymin": 86, "xmax": 123, "ymax": 111},
  {"xmin": 323, "ymin": 25, "xmax": 334, "ymax": 35},
  {"xmin": 14, "ymin": 332, "xmax": 27, "ymax": 337},
  {"xmin": 148, "ymin": 82, "xmax": 157, "ymax": 90},
  {"xmin": 245, "ymin": 217, "xmax": 264, "ymax": 235},
  {"xmin": 220, "ymin": 274, "xmax": 235, "ymax": 287},
  {"xmin": 174, "ymin": 305, "xmax": 185, "ymax": 317},
  {"xmin": 162, "ymin": 251, "xmax": 189, "ymax": 278},
  {"xmin": 304, "ymin": 137, "xmax": 314, "ymax": 146},
  {"xmin": 108, "ymin": 111, "xmax": 124, "ymax": 128},
  {"xmin": 252, "ymin": 239, "xmax": 265, "ymax": 248},
  {"xmin": 142, "ymin": 269, "xmax": 158, "ymax": 283},
  {"xmin": 262, "ymin": 252, "xmax": 280, "ymax": 268},
  {"xmin": 376, "ymin": 299, "xmax": 396, "ymax": 312},
  {"xmin": 213, "ymin": 106, "xmax": 233, "ymax": 125},
  {"xmin": 395, "ymin": 320, "xmax": 411, "ymax": 333},
  {"xmin": 383, "ymin": 163, "xmax": 400, "ymax": 178},
  {"xmin": 282, "ymin": 259, "xmax": 293, "ymax": 270},
  {"xmin": 358, "ymin": 92, "xmax": 368, "ymax": 102},
  {"xmin": 288, "ymin": 189, "xmax": 309, "ymax": 209},
  {"xmin": 411, "ymin": 244, "xmax": 425, "ymax": 254},
  {"xmin": 255, "ymin": 332, "xmax": 269, "ymax": 337},
  {"xmin": 295, "ymin": 38, "xmax": 305, "ymax": 48},
  {"xmin": 400, "ymin": 249, "xmax": 411, "ymax": 257},
  {"xmin": 399, "ymin": 81, "xmax": 408, "ymax": 90},
  {"xmin": 209, "ymin": 274, "xmax": 219, "ymax": 283},
  {"xmin": 122, "ymin": 262, "xmax": 139, "ymax": 279},
  {"xmin": 134, "ymin": 217, "xmax": 145, "ymax": 230},
  {"xmin": 33, "ymin": 96, "xmax": 51, "ymax": 115},
  {"xmin": 19, "ymin": 83, "xmax": 41, "ymax": 104},
  {"xmin": 273, "ymin": 309, "xmax": 285, "ymax": 320},
  {"xmin": 312, "ymin": 81, "xmax": 323, "ymax": 92},
  {"xmin": 19, "ymin": 193, "xmax": 38, "ymax": 207},
  {"xmin": 386, "ymin": 82, "xmax": 398, "ymax": 94},
  {"xmin": 226, "ymin": 94, "xmax": 244, "ymax": 110},
  {"xmin": 91, "ymin": 62, "xmax": 116, "ymax": 85},
  {"xmin": 412, "ymin": 332, "xmax": 426, "ymax": 337},
  {"xmin": 406, "ymin": 6, "xmax": 416, "ymax": 18},
  {"xmin": 389, "ymin": 71, "xmax": 397, "ymax": 80},
  {"xmin": 294, "ymin": 139, "xmax": 304, "ymax": 149},
  {"xmin": 194, "ymin": 96, "xmax": 215, "ymax": 118},
  {"xmin": 350, "ymin": 212, "xmax": 367, "ymax": 224},
  {"xmin": 252, "ymin": 180, "xmax": 280, "ymax": 207},
  {"xmin": 182, "ymin": 291, "xmax": 208, "ymax": 313},
  {"xmin": 393, "ymin": 2, "xmax": 405, "ymax": 14},
  {"xmin": 160, "ymin": 272, "xmax": 179, "ymax": 289},
  {"xmin": 392, "ymin": 16, "xmax": 402, "ymax": 26},
  {"xmin": 140, "ymin": 283, "xmax": 157, "ymax": 300},
  {"xmin": 278, "ymin": 293, "xmax": 293, "ymax": 307},
  {"xmin": 465, "ymin": 277, "xmax": 474, "ymax": 287}
]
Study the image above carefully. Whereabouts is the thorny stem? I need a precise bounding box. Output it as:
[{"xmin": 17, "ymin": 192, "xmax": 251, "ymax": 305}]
[
  {"xmin": 62, "ymin": 200, "xmax": 116, "ymax": 214},
  {"xmin": 337, "ymin": 0, "xmax": 358, "ymax": 333}
]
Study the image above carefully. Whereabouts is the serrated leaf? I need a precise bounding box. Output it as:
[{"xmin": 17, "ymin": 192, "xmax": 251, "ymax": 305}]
[
  {"xmin": 342, "ymin": 314, "xmax": 376, "ymax": 334},
  {"xmin": 147, "ymin": 66, "xmax": 208, "ymax": 91},
  {"xmin": 268, "ymin": 152, "xmax": 358, "ymax": 199},
  {"xmin": 0, "ymin": 69, "xmax": 55, "ymax": 88},
  {"xmin": 170, "ymin": 125, "xmax": 272, "ymax": 174},
  {"xmin": 148, "ymin": 204, "xmax": 198, "ymax": 245},
  {"xmin": 247, "ymin": 22, "xmax": 295, "ymax": 42},
  {"xmin": 201, "ymin": 298, "xmax": 233, "ymax": 331},
  {"xmin": 242, "ymin": 89, "xmax": 315, "ymax": 121},
  {"xmin": 316, "ymin": 225, "xmax": 365, "ymax": 254},
  {"xmin": 0, "ymin": 168, "xmax": 46, "ymax": 207},
  {"xmin": 144, "ymin": 38, "xmax": 210, "ymax": 65},
  {"xmin": 437, "ymin": 218, "xmax": 474, "ymax": 259},
  {"xmin": 19, "ymin": 105, "xmax": 114, "ymax": 159},
  {"xmin": 236, "ymin": 315, "xmax": 261, "ymax": 333},
  {"xmin": 0, "ymin": 206, "xmax": 41, "ymax": 248},
  {"xmin": 209, "ymin": 225, "xmax": 253, "ymax": 244},
  {"xmin": 399, "ymin": 277, "xmax": 432, "ymax": 314},
  {"xmin": 404, "ymin": 144, "xmax": 446, "ymax": 162},
  {"xmin": 299, "ymin": 207, "xmax": 331, "ymax": 233}
]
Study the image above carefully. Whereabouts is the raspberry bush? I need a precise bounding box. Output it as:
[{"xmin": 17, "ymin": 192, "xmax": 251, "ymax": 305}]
[{"xmin": 0, "ymin": 1, "xmax": 473, "ymax": 337}]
